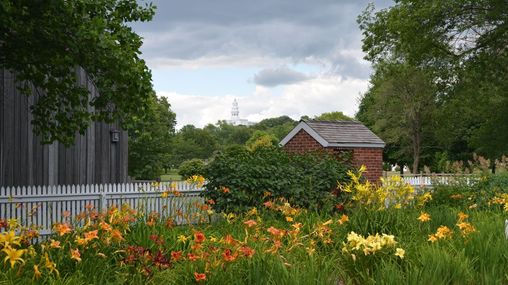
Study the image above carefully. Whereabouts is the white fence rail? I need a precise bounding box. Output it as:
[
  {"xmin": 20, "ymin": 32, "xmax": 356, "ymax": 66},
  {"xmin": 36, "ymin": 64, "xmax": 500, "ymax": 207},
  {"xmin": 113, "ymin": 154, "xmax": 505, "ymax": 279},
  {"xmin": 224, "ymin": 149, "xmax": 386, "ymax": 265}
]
[
  {"xmin": 0, "ymin": 182, "xmax": 204, "ymax": 237},
  {"xmin": 401, "ymin": 175, "xmax": 475, "ymax": 188}
]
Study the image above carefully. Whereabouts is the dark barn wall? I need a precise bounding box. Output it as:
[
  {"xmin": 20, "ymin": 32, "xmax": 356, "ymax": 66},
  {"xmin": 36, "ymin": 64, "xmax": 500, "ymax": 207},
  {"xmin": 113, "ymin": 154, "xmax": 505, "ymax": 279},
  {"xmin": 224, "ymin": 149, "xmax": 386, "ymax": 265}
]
[{"xmin": 0, "ymin": 68, "xmax": 128, "ymax": 187}]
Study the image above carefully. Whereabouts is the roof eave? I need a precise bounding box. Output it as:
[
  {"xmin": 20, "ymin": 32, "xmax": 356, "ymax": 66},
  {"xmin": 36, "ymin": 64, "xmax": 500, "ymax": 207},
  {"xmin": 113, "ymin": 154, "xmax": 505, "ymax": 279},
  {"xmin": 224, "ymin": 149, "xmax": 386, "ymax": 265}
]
[{"xmin": 327, "ymin": 143, "xmax": 385, "ymax": 148}]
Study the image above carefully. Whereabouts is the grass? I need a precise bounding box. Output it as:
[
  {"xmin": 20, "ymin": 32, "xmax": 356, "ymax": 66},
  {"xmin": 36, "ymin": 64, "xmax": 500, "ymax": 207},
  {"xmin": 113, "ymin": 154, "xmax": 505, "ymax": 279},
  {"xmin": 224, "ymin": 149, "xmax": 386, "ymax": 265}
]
[{"xmin": 161, "ymin": 169, "xmax": 182, "ymax": 181}]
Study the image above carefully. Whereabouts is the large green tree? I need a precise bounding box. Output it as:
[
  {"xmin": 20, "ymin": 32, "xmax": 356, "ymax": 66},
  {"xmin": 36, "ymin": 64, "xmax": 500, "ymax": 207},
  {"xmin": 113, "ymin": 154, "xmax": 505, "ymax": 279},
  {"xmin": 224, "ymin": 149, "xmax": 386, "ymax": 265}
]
[
  {"xmin": 128, "ymin": 96, "xmax": 176, "ymax": 180},
  {"xmin": 358, "ymin": 0, "xmax": 508, "ymax": 171},
  {"xmin": 357, "ymin": 63, "xmax": 437, "ymax": 173},
  {"xmin": 0, "ymin": 0, "xmax": 156, "ymax": 144}
]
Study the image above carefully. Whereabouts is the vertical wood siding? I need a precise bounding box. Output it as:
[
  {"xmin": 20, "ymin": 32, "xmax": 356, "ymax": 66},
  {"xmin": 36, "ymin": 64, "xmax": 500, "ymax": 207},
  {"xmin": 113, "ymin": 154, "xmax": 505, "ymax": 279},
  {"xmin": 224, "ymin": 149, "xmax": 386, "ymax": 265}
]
[{"xmin": 0, "ymin": 68, "xmax": 128, "ymax": 187}]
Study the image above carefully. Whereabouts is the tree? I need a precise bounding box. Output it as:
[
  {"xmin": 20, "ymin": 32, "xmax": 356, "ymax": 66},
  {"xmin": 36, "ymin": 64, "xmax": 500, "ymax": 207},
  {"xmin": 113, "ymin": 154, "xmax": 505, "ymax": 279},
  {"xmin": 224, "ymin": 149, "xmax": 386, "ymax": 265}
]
[
  {"xmin": 128, "ymin": 96, "xmax": 176, "ymax": 180},
  {"xmin": 358, "ymin": 0, "xmax": 508, "ymax": 171},
  {"xmin": 314, "ymin": 111, "xmax": 352, "ymax": 121},
  {"xmin": 0, "ymin": 0, "xmax": 156, "ymax": 144},
  {"xmin": 357, "ymin": 63, "xmax": 437, "ymax": 173},
  {"xmin": 245, "ymin": 130, "xmax": 278, "ymax": 151}
]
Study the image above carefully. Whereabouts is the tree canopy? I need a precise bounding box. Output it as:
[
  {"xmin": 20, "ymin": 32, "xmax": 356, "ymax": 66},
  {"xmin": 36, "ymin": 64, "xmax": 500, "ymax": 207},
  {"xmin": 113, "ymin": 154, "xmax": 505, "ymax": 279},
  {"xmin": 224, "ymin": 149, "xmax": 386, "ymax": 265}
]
[
  {"xmin": 0, "ymin": 0, "xmax": 156, "ymax": 144},
  {"xmin": 357, "ymin": 0, "xmax": 508, "ymax": 172}
]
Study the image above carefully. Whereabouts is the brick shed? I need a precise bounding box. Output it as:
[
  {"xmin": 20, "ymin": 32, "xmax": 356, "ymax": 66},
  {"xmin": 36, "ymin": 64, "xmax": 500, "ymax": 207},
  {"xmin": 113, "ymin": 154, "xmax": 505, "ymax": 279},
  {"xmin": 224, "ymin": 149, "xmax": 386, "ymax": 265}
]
[{"xmin": 280, "ymin": 120, "xmax": 385, "ymax": 182}]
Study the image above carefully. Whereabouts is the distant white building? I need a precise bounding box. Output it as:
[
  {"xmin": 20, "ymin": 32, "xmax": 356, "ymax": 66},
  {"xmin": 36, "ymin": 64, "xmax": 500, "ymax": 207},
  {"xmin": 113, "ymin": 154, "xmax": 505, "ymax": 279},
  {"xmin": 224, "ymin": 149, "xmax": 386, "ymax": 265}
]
[{"xmin": 225, "ymin": 99, "xmax": 255, "ymax": 126}]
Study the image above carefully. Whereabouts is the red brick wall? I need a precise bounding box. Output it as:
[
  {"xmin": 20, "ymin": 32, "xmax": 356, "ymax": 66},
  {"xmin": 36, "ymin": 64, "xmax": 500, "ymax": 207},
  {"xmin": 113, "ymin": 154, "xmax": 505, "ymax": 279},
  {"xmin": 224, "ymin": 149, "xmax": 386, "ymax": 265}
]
[
  {"xmin": 350, "ymin": 148, "xmax": 383, "ymax": 182},
  {"xmin": 283, "ymin": 129, "xmax": 324, "ymax": 154},
  {"xmin": 283, "ymin": 130, "xmax": 383, "ymax": 181}
]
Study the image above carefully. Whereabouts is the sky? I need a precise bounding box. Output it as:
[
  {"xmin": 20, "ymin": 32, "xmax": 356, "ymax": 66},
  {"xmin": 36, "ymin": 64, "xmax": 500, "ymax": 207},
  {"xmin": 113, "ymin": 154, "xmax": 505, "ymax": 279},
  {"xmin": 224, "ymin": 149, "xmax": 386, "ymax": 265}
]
[{"xmin": 131, "ymin": 0, "xmax": 392, "ymax": 129}]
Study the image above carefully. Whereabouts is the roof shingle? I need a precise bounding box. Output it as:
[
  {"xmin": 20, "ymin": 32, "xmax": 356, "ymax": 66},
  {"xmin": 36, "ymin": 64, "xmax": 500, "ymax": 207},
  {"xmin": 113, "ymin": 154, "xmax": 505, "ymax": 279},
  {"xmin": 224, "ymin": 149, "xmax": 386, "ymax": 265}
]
[{"xmin": 305, "ymin": 120, "xmax": 384, "ymax": 145}]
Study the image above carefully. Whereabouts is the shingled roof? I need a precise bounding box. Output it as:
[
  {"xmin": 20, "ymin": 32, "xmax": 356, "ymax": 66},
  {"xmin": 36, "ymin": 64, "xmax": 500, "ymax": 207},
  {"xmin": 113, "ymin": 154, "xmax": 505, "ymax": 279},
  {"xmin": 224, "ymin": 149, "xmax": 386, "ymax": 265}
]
[{"xmin": 280, "ymin": 120, "xmax": 385, "ymax": 148}]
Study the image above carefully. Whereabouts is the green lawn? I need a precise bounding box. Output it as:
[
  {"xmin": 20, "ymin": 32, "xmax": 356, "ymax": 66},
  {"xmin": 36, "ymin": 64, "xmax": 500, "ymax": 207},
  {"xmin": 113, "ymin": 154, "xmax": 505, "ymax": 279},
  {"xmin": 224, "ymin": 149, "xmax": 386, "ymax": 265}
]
[{"xmin": 161, "ymin": 169, "xmax": 182, "ymax": 181}]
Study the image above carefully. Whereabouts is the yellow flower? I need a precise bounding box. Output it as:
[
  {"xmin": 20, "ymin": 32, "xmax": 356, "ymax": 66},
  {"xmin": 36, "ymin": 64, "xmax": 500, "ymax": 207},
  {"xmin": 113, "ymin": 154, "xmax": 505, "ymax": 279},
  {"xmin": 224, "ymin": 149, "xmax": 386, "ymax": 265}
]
[
  {"xmin": 7, "ymin": 218, "xmax": 19, "ymax": 229},
  {"xmin": 2, "ymin": 246, "xmax": 25, "ymax": 268},
  {"xmin": 427, "ymin": 234, "xmax": 438, "ymax": 243},
  {"xmin": 44, "ymin": 253, "xmax": 59, "ymax": 277},
  {"xmin": 457, "ymin": 212, "xmax": 469, "ymax": 223},
  {"xmin": 456, "ymin": 222, "xmax": 476, "ymax": 236},
  {"xmin": 0, "ymin": 231, "xmax": 21, "ymax": 247},
  {"xmin": 395, "ymin": 248, "xmax": 405, "ymax": 259},
  {"xmin": 417, "ymin": 212, "xmax": 431, "ymax": 222},
  {"xmin": 285, "ymin": 216, "xmax": 294, "ymax": 222},
  {"xmin": 161, "ymin": 191, "xmax": 169, "ymax": 198},
  {"xmin": 177, "ymin": 235, "xmax": 189, "ymax": 243},
  {"xmin": 435, "ymin": 226, "xmax": 453, "ymax": 239},
  {"xmin": 70, "ymin": 248, "xmax": 81, "ymax": 262}
]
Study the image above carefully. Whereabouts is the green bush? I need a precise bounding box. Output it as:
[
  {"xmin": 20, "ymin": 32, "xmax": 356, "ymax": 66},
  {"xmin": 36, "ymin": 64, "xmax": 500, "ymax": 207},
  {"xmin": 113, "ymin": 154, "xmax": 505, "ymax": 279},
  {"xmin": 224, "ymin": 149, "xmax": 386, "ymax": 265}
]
[
  {"xmin": 203, "ymin": 146, "xmax": 351, "ymax": 213},
  {"xmin": 178, "ymin": 159, "xmax": 206, "ymax": 179}
]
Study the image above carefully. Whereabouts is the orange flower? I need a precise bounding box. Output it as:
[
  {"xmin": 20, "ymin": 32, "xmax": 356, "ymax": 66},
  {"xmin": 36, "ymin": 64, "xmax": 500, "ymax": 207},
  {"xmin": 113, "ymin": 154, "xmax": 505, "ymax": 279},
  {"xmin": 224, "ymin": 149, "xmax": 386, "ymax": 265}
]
[
  {"xmin": 222, "ymin": 249, "xmax": 238, "ymax": 262},
  {"xmin": 207, "ymin": 199, "xmax": 215, "ymax": 205},
  {"xmin": 194, "ymin": 231, "xmax": 206, "ymax": 243},
  {"xmin": 54, "ymin": 223, "xmax": 72, "ymax": 236},
  {"xmin": 99, "ymin": 221, "xmax": 112, "ymax": 232},
  {"xmin": 222, "ymin": 187, "xmax": 230, "ymax": 193},
  {"xmin": 239, "ymin": 246, "xmax": 255, "ymax": 258},
  {"xmin": 263, "ymin": 201, "xmax": 273, "ymax": 208},
  {"xmin": 171, "ymin": 251, "xmax": 182, "ymax": 261},
  {"xmin": 187, "ymin": 253, "xmax": 200, "ymax": 261},
  {"xmin": 338, "ymin": 214, "xmax": 349, "ymax": 225},
  {"xmin": 243, "ymin": 220, "xmax": 257, "ymax": 228},
  {"xmin": 110, "ymin": 229, "xmax": 124, "ymax": 242},
  {"xmin": 223, "ymin": 234, "xmax": 236, "ymax": 245},
  {"xmin": 194, "ymin": 272, "xmax": 206, "ymax": 282},
  {"xmin": 267, "ymin": 226, "xmax": 284, "ymax": 238},
  {"xmin": 49, "ymin": 239, "xmax": 61, "ymax": 249},
  {"xmin": 62, "ymin": 211, "xmax": 71, "ymax": 218},
  {"xmin": 84, "ymin": 230, "xmax": 98, "ymax": 242},
  {"xmin": 70, "ymin": 248, "xmax": 81, "ymax": 262}
]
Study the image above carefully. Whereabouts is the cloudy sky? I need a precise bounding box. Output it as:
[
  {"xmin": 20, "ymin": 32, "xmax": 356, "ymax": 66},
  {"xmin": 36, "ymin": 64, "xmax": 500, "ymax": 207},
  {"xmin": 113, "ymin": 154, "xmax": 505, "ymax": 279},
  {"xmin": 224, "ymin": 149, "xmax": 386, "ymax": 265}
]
[{"xmin": 132, "ymin": 0, "xmax": 392, "ymax": 129}]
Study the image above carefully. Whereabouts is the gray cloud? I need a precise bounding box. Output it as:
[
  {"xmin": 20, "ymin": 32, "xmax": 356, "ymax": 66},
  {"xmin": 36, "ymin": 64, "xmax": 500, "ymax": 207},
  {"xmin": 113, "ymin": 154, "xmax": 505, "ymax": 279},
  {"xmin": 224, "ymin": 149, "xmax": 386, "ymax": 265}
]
[
  {"xmin": 253, "ymin": 67, "xmax": 310, "ymax": 87},
  {"xmin": 133, "ymin": 0, "xmax": 393, "ymax": 79}
]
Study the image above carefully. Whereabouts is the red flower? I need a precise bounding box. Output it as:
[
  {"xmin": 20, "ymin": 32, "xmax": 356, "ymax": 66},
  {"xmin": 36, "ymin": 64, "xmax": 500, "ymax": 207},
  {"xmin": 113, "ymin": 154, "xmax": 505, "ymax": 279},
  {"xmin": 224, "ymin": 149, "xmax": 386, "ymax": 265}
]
[
  {"xmin": 171, "ymin": 251, "xmax": 182, "ymax": 261},
  {"xmin": 239, "ymin": 246, "xmax": 255, "ymax": 258},
  {"xmin": 207, "ymin": 199, "xmax": 215, "ymax": 205},
  {"xmin": 194, "ymin": 272, "xmax": 206, "ymax": 282},
  {"xmin": 222, "ymin": 249, "xmax": 238, "ymax": 262},
  {"xmin": 194, "ymin": 231, "xmax": 206, "ymax": 243},
  {"xmin": 187, "ymin": 253, "xmax": 200, "ymax": 261}
]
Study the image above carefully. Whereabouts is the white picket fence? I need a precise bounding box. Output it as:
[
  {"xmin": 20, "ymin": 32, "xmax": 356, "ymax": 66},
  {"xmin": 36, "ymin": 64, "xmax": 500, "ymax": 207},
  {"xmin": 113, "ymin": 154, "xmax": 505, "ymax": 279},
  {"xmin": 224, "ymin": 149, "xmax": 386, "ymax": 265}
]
[
  {"xmin": 0, "ymin": 181, "xmax": 204, "ymax": 237},
  {"xmin": 401, "ymin": 174, "xmax": 474, "ymax": 188}
]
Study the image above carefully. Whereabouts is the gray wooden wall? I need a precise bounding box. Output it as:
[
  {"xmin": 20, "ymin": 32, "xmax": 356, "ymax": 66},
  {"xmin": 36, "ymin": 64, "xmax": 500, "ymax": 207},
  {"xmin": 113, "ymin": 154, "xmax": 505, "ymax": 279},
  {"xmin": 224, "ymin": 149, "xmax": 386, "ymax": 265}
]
[{"xmin": 0, "ymin": 68, "xmax": 128, "ymax": 187}]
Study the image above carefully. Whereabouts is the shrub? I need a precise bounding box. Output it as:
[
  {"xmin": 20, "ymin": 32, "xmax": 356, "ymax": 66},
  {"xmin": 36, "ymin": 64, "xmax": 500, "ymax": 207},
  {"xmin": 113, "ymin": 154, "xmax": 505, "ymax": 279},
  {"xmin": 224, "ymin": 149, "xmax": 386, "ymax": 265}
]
[
  {"xmin": 203, "ymin": 146, "xmax": 350, "ymax": 213},
  {"xmin": 178, "ymin": 159, "xmax": 206, "ymax": 180}
]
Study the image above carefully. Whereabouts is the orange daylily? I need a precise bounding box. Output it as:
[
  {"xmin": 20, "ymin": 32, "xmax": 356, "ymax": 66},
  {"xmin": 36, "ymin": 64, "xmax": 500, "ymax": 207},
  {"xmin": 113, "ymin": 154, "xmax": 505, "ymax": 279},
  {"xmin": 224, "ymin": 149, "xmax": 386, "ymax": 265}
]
[
  {"xmin": 70, "ymin": 248, "xmax": 81, "ymax": 262},
  {"xmin": 54, "ymin": 223, "xmax": 72, "ymax": 236},
  {"xmin": 243, "ymin": 220, "xmax": 257, "ymax": 228},
  {"xmin": 194, "ymin": 272, "xmax": 206, "ymax": 282}
]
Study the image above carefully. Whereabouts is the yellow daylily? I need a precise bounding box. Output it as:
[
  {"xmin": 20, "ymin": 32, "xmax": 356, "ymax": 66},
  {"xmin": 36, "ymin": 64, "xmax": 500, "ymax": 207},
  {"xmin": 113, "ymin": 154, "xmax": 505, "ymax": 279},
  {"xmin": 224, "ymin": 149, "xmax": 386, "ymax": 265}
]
[
  {"xmin": 2, "ymin": 246, "xmax": 25, "ymax": 268},
  {"xmin": 0, "ymin": 231, "xmax": 21, "ymax": 247},
  {"xmin": 395, "ymin": 248, "xmax": 405, "ymax": 259},
  {"xmin": 33, "ymin": 265, "xmax": 42, "ymax": 280}
]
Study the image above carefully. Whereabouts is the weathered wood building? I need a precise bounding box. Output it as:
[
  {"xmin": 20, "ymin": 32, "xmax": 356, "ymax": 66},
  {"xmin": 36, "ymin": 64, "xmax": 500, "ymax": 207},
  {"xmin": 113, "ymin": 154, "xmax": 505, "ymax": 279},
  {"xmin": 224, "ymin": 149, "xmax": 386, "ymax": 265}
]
[{"xmin": 0, "ymin": 68, "xmax": 128, "ymax": 187}]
